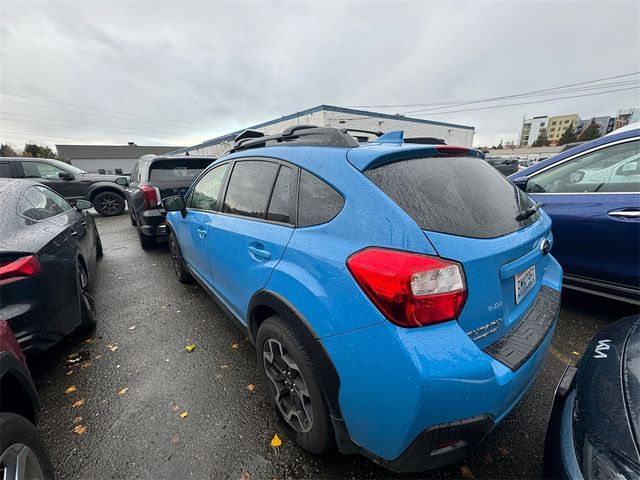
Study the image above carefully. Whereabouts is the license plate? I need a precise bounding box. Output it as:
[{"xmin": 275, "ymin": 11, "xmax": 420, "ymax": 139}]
[{"xmin": 515, "ymin": 265, "xmax": 536, "ymax": 304}]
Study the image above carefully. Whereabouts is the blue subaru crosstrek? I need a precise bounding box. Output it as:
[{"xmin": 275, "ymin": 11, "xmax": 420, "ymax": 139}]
[{"xmin": 162, "ymin": 126, "xmax": 563, "ymax": 472}]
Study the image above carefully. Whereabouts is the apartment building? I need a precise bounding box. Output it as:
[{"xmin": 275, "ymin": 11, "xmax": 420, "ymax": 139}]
[
  {"xmin": 547, "ymin": 114, "xmax": 580, "ymax": 144},
  {"xmin": 518, "ymin": 116, "xmax": 548, "ymax": 147}
]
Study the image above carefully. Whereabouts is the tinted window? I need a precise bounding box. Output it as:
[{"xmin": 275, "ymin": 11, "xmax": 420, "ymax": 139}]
[
  {"xmin": 365, "ymin": 156, "xmax": 538, "ymax": 239},
  {"xmin": 21, "ymin": 161, "xmax": 71, "ymax": 179},
  {"xmin": 266, "ymin": 166, "xmax": 293, "ymax": 223},
  {"xmin": 190, "ymin": 164, "xmax": 228, "ymax": 211},
  {"xmin": 0, "ymin": 162, "xmax": 10, "ymax": 178},
  {"xmin": 149, "ymin": 159, "xmax": 212, "ymax": 182},
  {"xmin": 223, "ymin": 161, "xmax": 279, "ymax": 219},
  {"xmin": 19, "ymin": 186, "xmax": 72, "ymax": 220},
  {"xmin": 130, "ymin": 163, "xmax": 139, "ymax": 183},
  {"xmin": 298, "ymin": 170, "xmax": 344, "ymax": 227},
  {"xmin": 526, "ymin": 140, "xmax": 640, "ymax": 194}
]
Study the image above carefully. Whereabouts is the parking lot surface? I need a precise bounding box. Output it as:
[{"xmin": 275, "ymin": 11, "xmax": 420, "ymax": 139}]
[{"xmin": 31, "ymin": 214, "xmax": 638, "ymax": 479}]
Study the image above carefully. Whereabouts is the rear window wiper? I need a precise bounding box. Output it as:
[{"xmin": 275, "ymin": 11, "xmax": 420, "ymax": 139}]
[{"xmin": 516, "ymin": 202, "xmax": 541, "ymax": 221}]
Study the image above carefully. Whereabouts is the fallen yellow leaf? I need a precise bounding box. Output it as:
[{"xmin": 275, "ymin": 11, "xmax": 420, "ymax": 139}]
[
  {"xmin": 247, "ymin": 384, "xmax": 255, "ymax": 392},
  {"xmin": 179, "ymin": 411, "xmax": 188, "ymax": 418},
  {"xmin": 460, "ymin": 466, "xmax": 476, "ymax": 480},
  {"xmin": 231, "ymin": 343, "xmax": 240, "ymax": 349},
  {"xmin": 66, "ymin": 370, "xmax": 74, "ymax": 376},
  {"xmin": 185, "ymin": 344, "xmax": 196, "ymax": 353},
  {"xmin": 572, "ymin": 351, "xmax": 579, "ymax": 356},
  {"xmin": 64, "ymin": 385, "xmax": 77, "ymax": 394},
  {"xmin": 73, "ymin": 425, "xmax": 87, "ymax": 435},
  {"xmin": 80, "ymin": 361, "xmax": 91, "ymax": 369},
  {"xmin": 73, "ymin": 416, "xmax": 83, "ymax": 423},
  {"xmin": 72, "ymin": 399, "xmax": 85, "ymax": 408},
  {"xmin": 109, "ymin": 345, "xmax": 119, "ymax": 352},
  {"xmin": 84, "ymin": 338, "xmax": 94, "ymax": 344},
  {"xmin": 118, "ymin": 387, "xmax": 129, "ymax": 395},
  {"xmin": 128, "ymin": 325, "xmax": 136, "ymax": 330},
  {"xmin": 270, "ymin": 433, "xmax": 282, "ymax": 447}
]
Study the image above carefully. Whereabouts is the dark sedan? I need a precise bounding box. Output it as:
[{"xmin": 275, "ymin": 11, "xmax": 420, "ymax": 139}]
[
  {"xmin": 544, "ymin": 315, "xmax": 640, "ymax": 479},
  {"xmin": 0, "ymin": 179, "xmax": 101, "ymax": 354}
]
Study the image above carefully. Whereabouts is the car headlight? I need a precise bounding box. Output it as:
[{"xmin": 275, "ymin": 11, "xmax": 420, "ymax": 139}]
[{"xmin": 583, "ymin": 435, "xmax": 640, "ymax": 480}]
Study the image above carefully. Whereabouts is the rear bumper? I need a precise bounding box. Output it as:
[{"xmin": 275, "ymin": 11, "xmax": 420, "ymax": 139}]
[
  {"xmin": 137, "ymin": 208, "xmax": 167, "ymax": 237},
  {"xmin": 0, "ymin": 302, "xmax": 57, "ymax": 354}
]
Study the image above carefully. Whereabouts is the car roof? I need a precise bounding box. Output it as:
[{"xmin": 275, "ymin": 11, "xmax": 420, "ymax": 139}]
[
  {"xmin": 139, "ymin": 154, "xmax": 217, "ymax": 162},
  {"xmin": 509, "ymin": 127, "xmax": 640, "ymax": 180}
]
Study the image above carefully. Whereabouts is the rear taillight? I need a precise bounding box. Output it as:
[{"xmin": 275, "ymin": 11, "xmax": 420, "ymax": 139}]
[
  {"xmin": 0, "ymin": 255, "xmax": 41, "ymax": 285},
  {"xmin": 141, "ymin": 184, "xmax": 161, "ymax": 209},
  {"xmin": 347, "ymin": 248, "xmax": 467, "ymax": 328}
]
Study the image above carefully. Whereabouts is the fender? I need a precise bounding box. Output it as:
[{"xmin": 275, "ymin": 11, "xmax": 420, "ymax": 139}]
[
  {"xmin": 0, "ymin": 352, "xmax": 40, "ymax": 424},
  {"xmin": 86, "ymin": 181, "xmax": 126, "ymax": 200}
]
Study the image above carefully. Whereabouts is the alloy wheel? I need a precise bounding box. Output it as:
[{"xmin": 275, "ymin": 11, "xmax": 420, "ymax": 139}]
[
  {"xmin": 263, "ymin": 338, "xmax": 313, "ymax": 433},
  {"xmin": 0, "ymin": 443, "xmax": 45, "ymax": 480},
  {"xmin": 169, "ymin": 236, "xmax": 182, "ymax": 277},
  {"xmin": 98, "ymin": 194, "xmax": 121, "ymax": 215},
  {"xmin": 77, "ymin": 262, "xmax": 95, "ymax": 316}
]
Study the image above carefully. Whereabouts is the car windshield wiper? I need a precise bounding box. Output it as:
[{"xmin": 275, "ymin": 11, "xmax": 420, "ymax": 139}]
[{"xmin": 516, "ymin": 202, "xmax": 541, "ymax": 221}]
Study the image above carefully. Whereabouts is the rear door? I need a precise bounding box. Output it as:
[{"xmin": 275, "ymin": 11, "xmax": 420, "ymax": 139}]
[
  {"xmin": 207, "ymin": 159, "xmax": 296, "ymax": 321},
  {"xmin": 148, "ymin": 158, "xmax": 214, "ymax": 200},
  {"xmin": 524, "ymin": 137, "xmax": 640, "ymax": 288},
  {"xmin": 365, "ymin": 154, "xmax": 552, "ymax": 350}
]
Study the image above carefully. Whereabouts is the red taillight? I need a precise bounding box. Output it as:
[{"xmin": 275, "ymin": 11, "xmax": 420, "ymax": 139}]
[
  {"xmin": 0, "ymin": 255, "xmax": 41, "ymax": 285},
  {"xmin": 434, "ymin": 145, "xmax": 470, "ymax": 156},
  {"xmin": 141, "ymin": 184, "xmax": 161, "ymax": 209},
  {"xmin": 346, "ymin": 248, "xmax": 467, "ymax": 328}
]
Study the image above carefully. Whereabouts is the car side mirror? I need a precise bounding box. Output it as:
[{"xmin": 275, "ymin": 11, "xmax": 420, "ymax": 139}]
[
  {"xmin": 75, "ymin": 199, "xmax": 93, "ymax": 211},
  {"xmin": 162, "ymin": 195, "xmax": 187, "ymax": 217},
  {"xmin": 115, "ymin": 176, "xmax": 129, "ymax": 186},
  {"xmin": 569, "ymin": 171, "xmax": 585, "ymax": 183},
  {"xmin": 59, "ymin": 172, "xmax": 74, "ymax": 181},
  {"xmin": 512, "ymin": 177, "xmax": 528, "ymax": 191}
]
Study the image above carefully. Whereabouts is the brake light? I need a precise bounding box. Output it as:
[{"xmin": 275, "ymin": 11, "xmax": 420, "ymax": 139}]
[
  {"xmin": 434, "ymin": 145, "xmax": 470, "ymax": 156},
  {"xmin": 0, "ymin": 255, "xmax": 41, "ymax": 285},
  {"xmin": 347, "ymin": 248, "xmax": 467, "ymax": 328},
  {"xmin": 141, "ymin": 184, "xmax": 161, "ymax": 209}
]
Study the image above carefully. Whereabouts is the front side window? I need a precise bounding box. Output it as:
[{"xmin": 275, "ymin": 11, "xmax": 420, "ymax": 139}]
[
  {"xmin": 21, "ymin": 161, "xmax": 72, "ymax": 180},
  {"xmin": 19, "ymin": 186, "xmax": 72, "ymax": 220},
  {"xmin": 527, "ymin": 140, "xmax": 640, "ymax": 194},
  {"xmin": 223, "ymin": 161, "xmax": 279, "ymax": 219},
  {"xmin": 189, "ymin": 164, "xmax": 229, "ymax": 211}
]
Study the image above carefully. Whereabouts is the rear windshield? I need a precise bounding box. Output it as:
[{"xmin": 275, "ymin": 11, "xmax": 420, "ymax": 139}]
[
  {"xmin": 149, "ymin": 159, "xmax": 213, "ymax": 182},
  {"xmin": 365, "ymin": 156, "xmax": 539, "ymax": 239}
]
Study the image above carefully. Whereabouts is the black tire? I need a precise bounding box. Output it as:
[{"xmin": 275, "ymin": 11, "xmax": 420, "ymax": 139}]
[
  {"xmin": 169, "ymin": 232, "xmax": 193, "ymax": 283},
  {"xmin": 76, "ymin": 259, "xmax": 96, "ymax": 331},
  {"xmin": 92, "ymin": 191, "xmax": 125, "ymax": 217},
  {"xmin": 0, "ymin": 413, "xmax": 55, "ymax": 480},
  {"xmin": 257, "ymin": 316, "xmax": 334, "ymax": 454},
  {"xmin": 137, "ymin": 226, "xmax": 157, "ymax": 250}
]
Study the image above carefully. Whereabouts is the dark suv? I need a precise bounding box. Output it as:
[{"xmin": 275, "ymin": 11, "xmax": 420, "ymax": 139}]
[
  {"xmin": 0, "ymin": 157, "xmax": 127, "ymax": 216},
  {"xmin": 123, "ymin": 155, "xmax": 215, "ymax": 249}
]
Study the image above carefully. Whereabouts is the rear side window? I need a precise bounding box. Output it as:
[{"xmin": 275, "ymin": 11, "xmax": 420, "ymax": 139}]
[
  {"xmin": 149, "ymin": 159, "xmax": 212, "ymax": 182},
  {"xmin": 266, "ymin": 166, "xmax": 293, "ymax": 223},
  {"xmin": 365, "ymin": 156, "xmax": 538, "ymax": 239},
  {"xmin": 223, "ymin": 161, "xmax": 279, "ymax": 219},
  {"xmin": 0, "ymin": 162, "xmax": 10, "ymax": 177},
  {"xmin": 19, "ymin": 186, "xmax": 72, "ymax": 220},
  {"xmin": 298, "ymin": 170, "xmax": 344, "ymax": 227}
]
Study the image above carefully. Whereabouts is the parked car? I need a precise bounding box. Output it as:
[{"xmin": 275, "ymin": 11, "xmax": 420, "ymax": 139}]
[
  {"xmin": 510, "ymin": 127, "xmax": 640, "ymax": 304},
  {"xmin": 163, "ymin": 126, "xmax": 562, "ymax": 472},
  {"xmin": 0, "ymin": 157, "xmax": 127, "ymax": 217},
  {"xmin": 0, "ymin": 179, "xmax": 101, "ymax": 354},
  {"xmin": 0, "ymin": 320, "xmax": 54, "ymax": 478},
  {"xmin": 121, "ymin": 155, "xmax": 216, "ymax": 249},
  {"xmin": 484, "ymin": 156, "xmax": 519, "ymax": 176},
  {"xmin": 544, "ymin": 315, "xmax": 640, "ymax": 479}
]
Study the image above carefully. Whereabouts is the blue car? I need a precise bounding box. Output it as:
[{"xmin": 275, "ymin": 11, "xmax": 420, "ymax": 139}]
[
  {"xmin": 510, "ymin": 127, "xmax": 640, "ymax": 305},
  {"xmin": 163, "ymin": 126, "xmax": 562, "ymax": 472}
]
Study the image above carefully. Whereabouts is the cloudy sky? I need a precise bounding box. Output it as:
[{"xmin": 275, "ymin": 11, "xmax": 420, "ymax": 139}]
[{"xmin": 1, "ymin": 0, "xmax": 639, "ymax": 150}]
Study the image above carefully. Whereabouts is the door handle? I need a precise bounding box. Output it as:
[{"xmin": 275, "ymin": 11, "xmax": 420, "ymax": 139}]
[
  {"xmin": 70, "ymin": 230, "xmax": 78, "ymax": 237},
  {"xmin": 80, "ymin": 220, "xmax": 87, "ymax": 226},
  {"xmin": 248, "ymin": 246, "xmax": 271, "ymax": 260},
  {"xmin": 608, "ymin": 210, "xmax": 640, "ymax": 218},
  {"xmin": 197, "ymin": 227, "xmax": 207, "ymax": 239}
]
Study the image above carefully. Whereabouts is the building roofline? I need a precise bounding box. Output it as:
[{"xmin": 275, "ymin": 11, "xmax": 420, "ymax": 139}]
[{"xmin": 168, "ymin": 105, "xmax": 475, "ymax": 155}]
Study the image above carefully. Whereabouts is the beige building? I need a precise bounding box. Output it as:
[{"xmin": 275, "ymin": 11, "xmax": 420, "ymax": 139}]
[{"xmin": 547, "ymin": 114, "xmax": 580, "ymax": 144}]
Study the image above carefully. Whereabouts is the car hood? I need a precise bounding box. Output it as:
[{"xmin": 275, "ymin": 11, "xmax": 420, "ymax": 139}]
[
  {"xmin": 78, "ymin": 173, "xmax": 123, "ymax": 182},
  {"xmin": 575, "ymin": 315, "xmax": 640, "ymax": 464}
]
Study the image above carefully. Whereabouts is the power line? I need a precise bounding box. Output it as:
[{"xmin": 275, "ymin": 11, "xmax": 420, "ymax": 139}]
[
  {"xmin": 408, "ymin": 86, "xmax": 640, "ymax": 116},
  {"xmin": 0, "ymin": 92, "xmax": 213, "ymax": 128},
  {"xmin": 347, "ymin": 71, "xmax": 640, "ymax": 109}
]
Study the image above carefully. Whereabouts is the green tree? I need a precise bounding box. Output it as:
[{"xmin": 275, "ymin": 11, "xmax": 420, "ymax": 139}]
[
  {"xmin": 496, "ymin": 141, "xmax": 504, "ymax": 149},
  {"xmin": 531, "ymin": 128, "xmax": 550, "ymax": 147},
  {"xmin": 557, "ymin": 123, "xmax": 577, "ymax": 146},
  {"xmin": 0, "ymin": 143, "xmax": 19, "ymax": 157},
  {"xmin": 22, "ymin": 144, "xmax": 58, "ymax": 159},
  {"xmin": 578, "ymin": 119, "xmax": 601, "ymax": 141}
]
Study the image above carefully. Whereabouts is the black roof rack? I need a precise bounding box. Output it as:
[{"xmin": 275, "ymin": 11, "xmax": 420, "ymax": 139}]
[{"xmin": 224, "ymin": 125, "xmax": 359, "ymax": 155}]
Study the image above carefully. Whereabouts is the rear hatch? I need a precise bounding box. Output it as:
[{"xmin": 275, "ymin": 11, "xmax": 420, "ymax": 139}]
[
  {"xmin": 148, "ymin": 158, "xmax": 214, "ymax": 199},
  {"xmin": 362, "ymin": 149, "xmax": 552, "ymax": 350}
]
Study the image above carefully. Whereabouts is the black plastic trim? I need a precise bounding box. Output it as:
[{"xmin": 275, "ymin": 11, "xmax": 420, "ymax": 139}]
[{"xmin": 0, "ymin": 352, "xmax": 40, "ymax": 424}]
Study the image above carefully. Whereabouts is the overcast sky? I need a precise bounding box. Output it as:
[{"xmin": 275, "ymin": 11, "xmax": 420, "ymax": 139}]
[{"xmin": 1, "ymin": 0, "xmax": 639, "ymax": 150}]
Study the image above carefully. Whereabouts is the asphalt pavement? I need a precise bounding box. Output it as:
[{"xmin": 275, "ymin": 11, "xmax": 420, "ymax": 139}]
[{"xmin": 31, "ymin": 213, "xmax": 639, "ymax": 480}]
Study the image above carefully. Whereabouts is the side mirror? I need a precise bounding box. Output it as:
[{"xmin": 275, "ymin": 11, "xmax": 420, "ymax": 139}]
[
  {"xmin": 115, "ymin": 176, "xmax": 129, "ymax": 186},
  {"xmin": 569, "ymin": 171, "xmax": 585, "ymax": 183},
  {"xmin": 512, "ymin": 176, "xmax": 528, "ymax": 191},
  {"xmin": 75, "ymin": 199, "xmax": 93, "ymax": 211},
  {"xmin": 162, "ymin": 195, "xmax": 186, "ymax": 217},
  {"xmin": 59, "ymin": 172, "xmax": 74, "ymax": 181}
]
